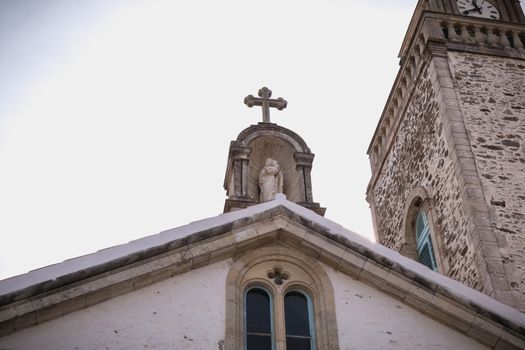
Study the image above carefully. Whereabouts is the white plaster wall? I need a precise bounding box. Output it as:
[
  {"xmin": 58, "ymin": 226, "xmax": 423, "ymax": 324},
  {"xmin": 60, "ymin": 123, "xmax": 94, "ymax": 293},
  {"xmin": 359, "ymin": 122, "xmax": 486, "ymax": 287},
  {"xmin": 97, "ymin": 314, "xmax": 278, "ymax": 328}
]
[
  {"xmin": 0, "ymin": 259, "xmax": 232, "ymax": 350},
  {"xmin": 0, "ymin": 255, "xmax": 493, "ymax": 350},
  {"xmin": 323, "ymin": 262, "xmax": 488, "ymax": 350}
]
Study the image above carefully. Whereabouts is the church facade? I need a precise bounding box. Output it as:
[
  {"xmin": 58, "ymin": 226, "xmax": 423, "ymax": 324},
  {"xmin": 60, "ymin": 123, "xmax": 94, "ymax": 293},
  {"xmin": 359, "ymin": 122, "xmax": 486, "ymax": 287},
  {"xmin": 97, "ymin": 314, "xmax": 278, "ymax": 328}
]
[
  {"xmin": 0, "ymin": 193, "xmax": 524, "ymax": 349},
  {"xmin": 1, "ymin": 1, "xmax": 525, "ymax": 349},
  {"xmin": 366, "ymin": 0, "xmax": 525, "ymax": 313}
]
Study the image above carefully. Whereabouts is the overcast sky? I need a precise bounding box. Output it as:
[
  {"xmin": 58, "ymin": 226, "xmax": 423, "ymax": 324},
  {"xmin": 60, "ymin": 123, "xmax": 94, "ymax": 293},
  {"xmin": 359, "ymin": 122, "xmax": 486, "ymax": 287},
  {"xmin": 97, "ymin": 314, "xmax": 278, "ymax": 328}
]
[{"xmin": 1, "ymin": 0, "xmax": 521, "ymax": 281}]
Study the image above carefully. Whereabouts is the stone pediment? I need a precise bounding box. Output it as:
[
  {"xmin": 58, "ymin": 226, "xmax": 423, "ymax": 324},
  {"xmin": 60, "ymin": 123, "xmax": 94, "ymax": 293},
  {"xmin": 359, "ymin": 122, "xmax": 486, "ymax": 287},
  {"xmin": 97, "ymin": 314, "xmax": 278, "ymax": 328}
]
[{"xmin": 0, "ymin": 195, "xmax": 524, "ymax": 348}]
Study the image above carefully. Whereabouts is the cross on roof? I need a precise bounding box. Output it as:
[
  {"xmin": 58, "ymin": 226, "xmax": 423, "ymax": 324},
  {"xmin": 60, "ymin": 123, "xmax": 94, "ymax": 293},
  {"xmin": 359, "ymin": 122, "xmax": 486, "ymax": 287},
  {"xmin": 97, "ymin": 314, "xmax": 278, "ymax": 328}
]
[{"xmin": 244, "ymin": 87, "xmax": 287, "ymax": 123}]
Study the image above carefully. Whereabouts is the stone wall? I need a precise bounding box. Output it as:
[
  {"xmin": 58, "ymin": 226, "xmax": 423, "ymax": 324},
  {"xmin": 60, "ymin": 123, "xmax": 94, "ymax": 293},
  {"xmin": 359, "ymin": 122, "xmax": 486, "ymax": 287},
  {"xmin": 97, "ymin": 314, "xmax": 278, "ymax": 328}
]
[
  {"xmin": 369, "ymin": 62, "xmax": 482, "ymax": 291},
  {"xmin": 448, "ymin": 52, "xmax": 525, "ymax": 310}
]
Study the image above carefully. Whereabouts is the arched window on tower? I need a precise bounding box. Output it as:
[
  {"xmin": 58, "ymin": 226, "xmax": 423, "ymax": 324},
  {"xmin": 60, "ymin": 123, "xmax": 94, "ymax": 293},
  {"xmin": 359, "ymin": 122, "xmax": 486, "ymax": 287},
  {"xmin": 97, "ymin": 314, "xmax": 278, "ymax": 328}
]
[
  {"xmin": 284, "ymin": 290, "xmax": 315, "ymax": 350},
  {"xmin": 245, "ymin": 287, "xmax": 274, "ymax": 350},
  {"xmin": 415, "ymin": 210, "xmax": 438, "ymax": 271}
]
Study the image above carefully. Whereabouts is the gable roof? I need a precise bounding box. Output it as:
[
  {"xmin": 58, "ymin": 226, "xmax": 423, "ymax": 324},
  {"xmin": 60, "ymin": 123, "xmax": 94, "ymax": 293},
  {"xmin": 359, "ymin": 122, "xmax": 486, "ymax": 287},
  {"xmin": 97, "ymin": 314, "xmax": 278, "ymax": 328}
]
[{"xmin": 0, "ymin": 194, "xmax": 524, "ymax": 348}]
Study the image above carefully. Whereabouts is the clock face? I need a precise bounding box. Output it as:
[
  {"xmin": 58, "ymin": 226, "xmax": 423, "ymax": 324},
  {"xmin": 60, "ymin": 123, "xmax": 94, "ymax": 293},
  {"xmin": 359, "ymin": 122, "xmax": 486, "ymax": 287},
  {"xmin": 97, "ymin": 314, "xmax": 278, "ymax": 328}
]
[{"xmin": 456, "ymin": 0, "xmax": 500, "ymax": 19}]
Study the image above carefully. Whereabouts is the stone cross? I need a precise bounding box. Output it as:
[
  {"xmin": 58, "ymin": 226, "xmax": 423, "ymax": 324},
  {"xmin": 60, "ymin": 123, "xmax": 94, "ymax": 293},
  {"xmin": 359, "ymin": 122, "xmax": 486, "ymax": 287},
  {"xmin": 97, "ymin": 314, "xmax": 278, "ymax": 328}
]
[{"xmin": 244, "ymin": 87, "xmax": 287, "ymax": 123}]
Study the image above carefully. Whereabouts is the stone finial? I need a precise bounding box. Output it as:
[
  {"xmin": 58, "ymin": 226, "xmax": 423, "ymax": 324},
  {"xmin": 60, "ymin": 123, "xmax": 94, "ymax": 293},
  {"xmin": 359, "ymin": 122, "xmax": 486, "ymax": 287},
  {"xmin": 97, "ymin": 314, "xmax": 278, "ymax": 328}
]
[{"xmin": 244, "ymin": 87, "xmax": 287, "ymax": 123}]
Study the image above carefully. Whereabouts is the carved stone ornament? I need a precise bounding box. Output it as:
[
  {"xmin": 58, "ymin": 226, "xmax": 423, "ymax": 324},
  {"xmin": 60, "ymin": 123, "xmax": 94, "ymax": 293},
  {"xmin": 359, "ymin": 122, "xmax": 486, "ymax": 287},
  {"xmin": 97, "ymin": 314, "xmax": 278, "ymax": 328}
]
[{"xmin": 267, "ymin": 265, "xmax": 290, "ymax": 285}]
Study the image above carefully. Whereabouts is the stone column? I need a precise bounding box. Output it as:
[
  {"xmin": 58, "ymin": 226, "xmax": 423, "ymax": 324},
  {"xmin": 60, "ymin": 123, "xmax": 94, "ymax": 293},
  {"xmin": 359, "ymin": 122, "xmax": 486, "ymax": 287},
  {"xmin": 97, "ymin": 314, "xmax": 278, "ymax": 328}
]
[
  {"xmin": 294, "ymin": 152, "xmax": 315, "ymax": 203},
  {"xmin": 230, "ymin": 144, "xmax": 252, "ymax": 198}
]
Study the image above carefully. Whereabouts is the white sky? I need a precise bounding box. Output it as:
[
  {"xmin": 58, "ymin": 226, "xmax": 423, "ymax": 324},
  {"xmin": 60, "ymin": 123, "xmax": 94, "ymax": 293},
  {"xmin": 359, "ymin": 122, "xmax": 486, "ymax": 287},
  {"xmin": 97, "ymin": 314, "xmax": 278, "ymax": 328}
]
[{"xmin": 2, "ymin": 0, "xmax": 517, "ymax": 281}]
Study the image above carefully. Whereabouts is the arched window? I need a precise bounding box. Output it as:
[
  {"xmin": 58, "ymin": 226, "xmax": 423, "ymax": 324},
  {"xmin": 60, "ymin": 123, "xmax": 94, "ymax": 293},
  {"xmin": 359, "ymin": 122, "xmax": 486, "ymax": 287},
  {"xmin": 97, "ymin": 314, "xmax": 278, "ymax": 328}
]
[
  {"xmin": 415, "ymin": 211, "xmax": 438, "ymax": 271},
  {"xmin": 284, "ymin": 291, "xmax": 315, "ymax": 350},
  {"xmin": 245, "ymin": 287, "xmax": 274, "ymax": 350},
  {"xmin": 226, "ymin": 247, "xmax": 339, "ymax": 349}
]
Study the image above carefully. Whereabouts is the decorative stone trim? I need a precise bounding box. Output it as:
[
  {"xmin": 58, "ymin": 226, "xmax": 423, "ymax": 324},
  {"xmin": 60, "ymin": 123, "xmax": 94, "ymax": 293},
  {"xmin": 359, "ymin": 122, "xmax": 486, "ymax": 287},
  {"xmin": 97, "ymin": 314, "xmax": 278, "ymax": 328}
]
[{"xmin": 224, "ymin": 245, "xmax": 339, "ymax": 350}]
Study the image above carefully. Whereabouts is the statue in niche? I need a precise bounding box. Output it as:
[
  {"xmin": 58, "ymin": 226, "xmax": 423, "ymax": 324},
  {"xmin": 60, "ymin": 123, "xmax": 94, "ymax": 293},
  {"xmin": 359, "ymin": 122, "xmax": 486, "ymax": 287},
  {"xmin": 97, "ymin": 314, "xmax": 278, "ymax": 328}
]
[{"xmin": 259, "ymin": 158, "xmax": 283, "ymax": 202}]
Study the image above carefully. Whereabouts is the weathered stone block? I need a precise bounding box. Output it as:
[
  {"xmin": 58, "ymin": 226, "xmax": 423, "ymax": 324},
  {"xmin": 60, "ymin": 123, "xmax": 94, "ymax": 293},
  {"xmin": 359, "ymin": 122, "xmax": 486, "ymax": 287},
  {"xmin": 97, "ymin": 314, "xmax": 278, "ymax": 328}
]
[
  {"xmin": 13, "ymin": 312, "xmax": 35, "ymax": 331},
  {"xmin": 150, "ymin": 266, "xmax": 172, "ymax": 284},
  {"xmin": 0, "ymin": 320, "xmax": 13, "ymax": 337},
  {"xmin": 189, "ymin": 243, "xmax": 210, "ymax": 269},
  {"xmin": 404, "ymin": 286, "xmax": 433, "ymax": 313},
  {"xmin": 360, "ymin": 260, "xmax": 388, "ymax": 289},
  {"xmin": 382, "ymin": 271, "xmax": 411, "ymax": 301},
  {"xmin": 496, "ymin": 330, "xmax": 525, "ymax": 350},
  {"xmin": 467, "ymin": 315, "xmax": 503, "ymax": 348},
  {"xmin": 319, "ymin": 241, "xmax": 345, "ymax": 267},
  {"xmin": 85, "ymin": 287, "xmax": 111, "ymax": 307},
  {"xmin": 132, "ymin": 273, "xmax": 153, "ymax": 291},
  {"xmin": 337, "ymin": 250, "xmax": 366, "ymax": 279},
  {"xmin": 61, "ymin": 295, "xmax": 86, "ymax": 315},
  {"xmin": 35, "ymin": 304, "xmax": 62, "ymax": 324},
  {"xmin": 0, "ymin": 307, "xmax": 15, "ymax": 323}
]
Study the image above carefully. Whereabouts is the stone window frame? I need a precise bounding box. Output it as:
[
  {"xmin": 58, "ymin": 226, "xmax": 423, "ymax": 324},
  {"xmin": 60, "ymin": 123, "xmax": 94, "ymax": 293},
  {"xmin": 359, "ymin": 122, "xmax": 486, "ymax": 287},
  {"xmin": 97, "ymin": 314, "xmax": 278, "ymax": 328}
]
[
  {"xmin": 283, "ymin": 288, "xmax": 317, "ymax": 348},
  {"xmin": 244, "ymin": 285, "xmax": 276, "ymax": 348},
  {"xmin": 402, "ymin": 186, "xmax": 447, "ymax": 274},
  {"xmin": 225, "ymin": 245, "xmax": 339, "ymax": 350}
]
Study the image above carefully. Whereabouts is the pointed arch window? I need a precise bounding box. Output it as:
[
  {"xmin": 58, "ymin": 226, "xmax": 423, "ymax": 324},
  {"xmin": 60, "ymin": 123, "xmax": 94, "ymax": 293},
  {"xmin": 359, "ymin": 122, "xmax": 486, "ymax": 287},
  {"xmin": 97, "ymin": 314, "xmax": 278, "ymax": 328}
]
[
  {"xmin": 245, "ymin": 287, "xmax": 274, "ymax": 350},
  {"xmin": 415, "ymin": 211, "xmax": 438, "ymax": 271}
]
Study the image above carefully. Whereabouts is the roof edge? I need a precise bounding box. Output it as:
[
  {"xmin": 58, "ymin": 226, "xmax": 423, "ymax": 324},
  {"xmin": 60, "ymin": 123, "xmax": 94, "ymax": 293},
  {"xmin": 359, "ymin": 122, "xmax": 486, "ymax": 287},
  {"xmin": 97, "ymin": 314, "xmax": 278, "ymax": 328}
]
[{"xmin": 1, "ymin": 195, "xmax": 524, "ymax": 341}]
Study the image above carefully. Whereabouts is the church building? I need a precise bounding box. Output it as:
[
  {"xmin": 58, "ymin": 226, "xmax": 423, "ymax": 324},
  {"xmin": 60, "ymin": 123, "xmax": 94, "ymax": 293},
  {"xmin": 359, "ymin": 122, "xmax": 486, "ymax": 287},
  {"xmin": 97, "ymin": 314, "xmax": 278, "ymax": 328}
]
[{"xmin": 1, "ymin": 1, "xmax": 524, "ymax": 349}]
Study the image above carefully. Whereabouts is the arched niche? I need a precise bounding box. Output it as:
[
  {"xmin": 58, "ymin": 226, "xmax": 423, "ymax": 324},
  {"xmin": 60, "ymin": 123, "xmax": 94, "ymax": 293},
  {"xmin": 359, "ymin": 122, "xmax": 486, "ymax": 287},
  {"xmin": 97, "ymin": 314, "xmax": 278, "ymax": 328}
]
[
  {"xmin": 247, "ymin": 135, "xmax": 302, "ymax": 202},
  {"xmin": 223, "ymin": 123, "xmax": 325, "ymax": 215}
]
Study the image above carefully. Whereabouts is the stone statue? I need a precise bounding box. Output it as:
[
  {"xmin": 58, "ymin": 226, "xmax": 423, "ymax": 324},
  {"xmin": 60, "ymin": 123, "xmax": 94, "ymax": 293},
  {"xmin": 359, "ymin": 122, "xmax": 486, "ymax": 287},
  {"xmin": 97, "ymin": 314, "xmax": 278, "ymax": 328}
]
[{"xmin": 259, "ymin": 158, "xmax": 283, "ymax": 202}]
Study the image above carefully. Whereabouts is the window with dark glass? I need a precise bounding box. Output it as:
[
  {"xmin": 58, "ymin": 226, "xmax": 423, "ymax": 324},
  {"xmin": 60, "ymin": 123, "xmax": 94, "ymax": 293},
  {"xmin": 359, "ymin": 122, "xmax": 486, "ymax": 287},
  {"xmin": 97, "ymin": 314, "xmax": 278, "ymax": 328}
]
[
  {"xmin": 245, "ymin": 288, "xmax": 273, "ymax": 350},
  {"xmin": 415, "ymin": 211, "xmax": 438, "ymax": 271},
  {"xmin": 284, "ymin": 291, "xmax": 314, "ymax": 350}
]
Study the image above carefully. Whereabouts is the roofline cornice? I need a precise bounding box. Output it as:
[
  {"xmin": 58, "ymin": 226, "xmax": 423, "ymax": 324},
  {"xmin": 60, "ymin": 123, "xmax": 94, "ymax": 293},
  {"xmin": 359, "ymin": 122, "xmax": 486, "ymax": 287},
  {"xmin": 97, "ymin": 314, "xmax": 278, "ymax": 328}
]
[{"xmin": 0, "ymin": 196, "xmax": 524, "ymax": 347}]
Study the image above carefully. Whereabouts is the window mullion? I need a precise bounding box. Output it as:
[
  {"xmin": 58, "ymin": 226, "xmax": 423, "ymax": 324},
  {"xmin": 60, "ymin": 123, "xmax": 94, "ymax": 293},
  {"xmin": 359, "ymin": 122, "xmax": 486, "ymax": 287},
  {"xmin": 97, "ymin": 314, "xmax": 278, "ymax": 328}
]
[{"xmin": 274, "ymin": 290, "xmax": 286, "ymax": 350}]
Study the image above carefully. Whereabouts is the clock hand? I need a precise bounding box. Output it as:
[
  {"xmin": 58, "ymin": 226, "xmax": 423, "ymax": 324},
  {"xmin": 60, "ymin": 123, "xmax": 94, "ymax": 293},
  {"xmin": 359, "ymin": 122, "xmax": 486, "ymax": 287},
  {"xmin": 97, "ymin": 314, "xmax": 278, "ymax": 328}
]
[
  {"xmin": 471, "ymin": 0, "xmax": 482, "ymax": 13},
  {"xmin": 463, "ymin": 0, "xmax": 481, "ymax": 15},
  {"xmin": 463, "ymin": 7, "xmax": 481, "ymax": 15}
]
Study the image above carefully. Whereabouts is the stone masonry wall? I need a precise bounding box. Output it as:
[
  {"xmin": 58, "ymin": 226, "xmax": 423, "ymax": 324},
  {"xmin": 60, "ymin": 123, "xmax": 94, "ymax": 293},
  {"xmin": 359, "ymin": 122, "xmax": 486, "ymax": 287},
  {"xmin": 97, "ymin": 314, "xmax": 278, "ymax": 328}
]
[
  {"xmin": 448, "ymin": 52, "xmax": 525, "ymax": 310},
  {"xmin": 370, "ymin": 62, "xmax": 482, "ymax": 291}
]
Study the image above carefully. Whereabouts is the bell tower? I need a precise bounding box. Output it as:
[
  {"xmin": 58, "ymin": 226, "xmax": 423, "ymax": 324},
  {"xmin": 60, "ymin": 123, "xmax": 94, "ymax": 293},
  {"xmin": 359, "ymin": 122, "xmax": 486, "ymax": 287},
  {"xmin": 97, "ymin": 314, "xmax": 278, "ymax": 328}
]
[{"xmin": 366, "ymin": 0, "xmax": 525, "ymax": 311}]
